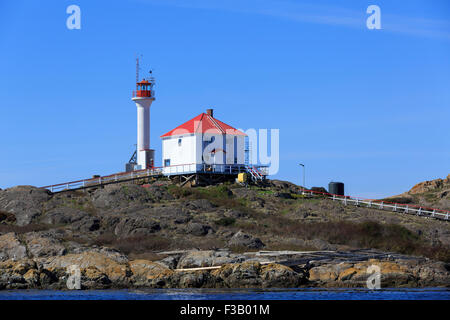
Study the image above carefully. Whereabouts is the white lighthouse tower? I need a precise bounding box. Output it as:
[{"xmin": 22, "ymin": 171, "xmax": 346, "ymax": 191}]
[{"xmin": 132, "ymin": 75, "xmax": 155, "ymax": 170}]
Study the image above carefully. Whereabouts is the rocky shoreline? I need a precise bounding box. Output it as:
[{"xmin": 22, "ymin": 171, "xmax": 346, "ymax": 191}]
[
  {"xmin": 1, "ymin": 181, "xmax": 449, "ymax": 290},
  {"xmin": 1, "ymin": 240, "xmax": 448, "ymax": 290}
]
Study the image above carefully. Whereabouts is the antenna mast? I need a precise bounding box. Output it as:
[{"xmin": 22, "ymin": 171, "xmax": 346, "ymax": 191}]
[{"xmin": 136, "ymin": 56, "xmax": 140, "ymax": 90}]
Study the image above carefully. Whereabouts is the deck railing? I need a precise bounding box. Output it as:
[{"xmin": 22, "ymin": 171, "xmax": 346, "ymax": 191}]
[{"xmin": 41, "ymin": 163, "xmax": 268, "ymax": 193}]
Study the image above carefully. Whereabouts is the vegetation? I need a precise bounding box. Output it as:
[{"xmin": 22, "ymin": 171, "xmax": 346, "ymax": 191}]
[
  {"xmin": 214, "ymin": 217, "xmax": 236, "ymax": 227},
  {"xmin": 92, "ymin": 233, "xmax": 226, "ymax": 255},
  {"xmin": 0, "ymin": 223, "xmax": 52, "ymax": 234},
  {"xmin": 168, "ymin": 185, "xmax": 254, "ymax": 214}
]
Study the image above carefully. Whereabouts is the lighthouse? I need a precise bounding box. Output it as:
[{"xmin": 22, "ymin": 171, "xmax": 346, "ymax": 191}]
[{"xmin": 132, "ymin": 76, "xmax": 155, "ymax": 170}]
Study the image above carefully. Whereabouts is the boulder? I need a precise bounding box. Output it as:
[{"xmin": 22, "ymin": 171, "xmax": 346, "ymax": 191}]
[
  {"xmin": 306, "ymin": 259, "xmax": 447, "ymax": 287},
  {"xmin": 260, "ymin": 263, "xmax": 305, "ymax": 287},
  {"xmin": 212, "ymin": 261, "xmax": 262, "ymax": 287},
  {"xmin": 185, "ymin": 223, "xmax": 213, "ymax": 236},
  {"xmin": 70, "ymin": 246, "xmax": 129, "ymax": 264},
  {"xmin": 42, "ymin": 250, "xmax": 131, "ymax": 284},
  {"xmin": 41, "ymin": 207, "xmax": 89, "ymax": 225},
  {"xmin": 81, "ymin": 266, "xmax": 111, "ymax": 289},
  {"xmin": 70, "ymin": 216, "xmax": 100, "ymax": 232},
  {"xmin": 113, "ymin": 217, "xmax": 161, "ymax": 237},
  {"xmin": 176, "ymin": 271, "xmax": 210, "ymax": 288},
  {"xmin": 0, "ymin": 233, "xmax": 28, "ymax": 261},
  {"xmin": 409, "ymin": 178, "xmax": 444, "ymax": 194},
  {"xmin": 227, "ymin": 231, "xmax": 265, "ymax": 249},
  {"xmin": 23, "ymin": 232, "xmax": 66, "ymax": 258},
  {"xmin": 91, "ymin": 184, "xmax": 154, "ymax": 209},
  {"xmin": 307, "ymin": 239, "xmax": 337, "ymax": 251},
  {"xmin": 0, "ymin": 186, "xmax": 51, "ymax": 226},
  {"xmin": 143, "ymin": 184, "xmax": 174, "ymax": 201},
  {"xmin": 269, "ymin": 180, "xmax": 302, "ymax": 193},
  {"xmin": 224, "ymin": 209, "xmax": 248, "ymax": 219},
  {"xmin": 129, "ymin": 259, "xmax": 173, "ymax": 287},
  {"xmin": 159, "ymin": 255, "xmax": 179, "ymax": 269},
  {"xmin": 176, "ymin": 250, "xmax": 243, "ymax": 269},
  {"xmin": 183, "ymin": 199, "xmax": 216, "ymax": 212}
]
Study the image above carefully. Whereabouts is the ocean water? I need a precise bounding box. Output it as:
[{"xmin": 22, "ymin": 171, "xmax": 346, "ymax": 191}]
[{"xmin": 0, "ymin": 288, "xmax": 449, "ymax": 300}]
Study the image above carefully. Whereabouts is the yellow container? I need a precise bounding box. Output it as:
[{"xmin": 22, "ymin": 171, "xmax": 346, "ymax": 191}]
[{"xmin": 238, "ymin": 172, "xmax": 247, "ymax": 183}]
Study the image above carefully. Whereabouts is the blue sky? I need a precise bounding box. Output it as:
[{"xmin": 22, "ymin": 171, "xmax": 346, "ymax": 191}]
[{"xmin": 0, "ymin": 0, "xmax": 449, "ymax": 198}]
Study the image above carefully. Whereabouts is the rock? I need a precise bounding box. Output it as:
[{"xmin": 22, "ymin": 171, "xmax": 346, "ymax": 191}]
[
  {"xmin": 159, "ymin": 255, "xmax": 179, "ymax": 269},
  {"xmin": 0, "ymin": 233, "xmax": 28, "ymax": 261},
  {"xmin": 212, "ymin": 261, "xmax": 262, "ymax": 287},
  {"xmin": 176, "ymin": 250, "xmax": 243, "ymax": 269},
  {"xmin": 0, "ymin": 211, "xmax": 16, "ymax": 223},
  {"xmin": 308, "ymin": 263, "xmax": 343, "ymax": 283},
  {"xmin": 0, "ymin": 186, "xmax": 51, "ymax": 226},
  {"xmin": 91, "ymin": 184, "xmax": 154, "ymax": 209},
  {"xmin": 82, "ymin": 266, "xmax": 111, "ymax": 289},
  {"xmin": 185, "ymin": 223, "xmax": 213, "ymax": 236},
  {"xmin": 0, "ymin": 259, "xmax": 39, "ymax": 289},
  {"xmin": 275, "ymin": 192, "xmax": 294, "ymax": 199},
  {"xmin": 224, "ymin": 209, "xmax": 247, "ymax": 219},
  {"xmin": 71, "ymin": 216, "xmax": 100, "ymax": 232},
  {"xmin": 183, "ymin": 199, "xmax": 216, "ymax": 212},
  {"xmin": 228, "ymin": 231, "xmax": 265, "ymax": 249},
  {"xmin": 176, "ymin": 271, "xmax": 210, "ymax": 288},
  {"xmin": 260, "ymin": 263, "xmax": 305, "ymax": 287},
  {"xmin": 114, "ymin": 217, "xmax": 161, "ymax": 237},
  {"xmin": 143, "ymin": 184, "xmax": 174, "ymax": 201},
  {"xmin": 0, "ymin": 268, "xmax": 26, "ymax": 289},
  {"xmin": 307, "ymin": 239, "xmax": 337, "ymax": 251},
  {"xmin": 41, "ymin": 207, "xmax": 89, "ymax": 225},
  {"xmin": 269, "ymin": 180, "xmax": 302, "ymax": 193},
  {"xmin": 307, "ymin": 259, "xmax": 450, "ymax": 287},
  {"xmin": 23, "ymin": 232, "xmax": 66, "ymax": 258},
  {"xmin": 23, "ymin": 269, "xmax": 40, "ymax": 286},
  {"xmin": 42, "ymin": 251, "xmax": 131, "ymax": 284},
  {"xmin": 410, "ymin": 178, "xmax": 445, "ymax": 194},
  {"xmin": 146, "ymin": 205, "xmax": 189, "ymax": 220},
  {"xmin": 310, "ymin": 187, "xmax": 328, "ymax": 194},
  {"xmin": 70, "ymin": 246, "xmax": 129, "ymax": 264},
  {"xmin": 129, "ymin": 259, "xmax": 173, "ymax": 287}
]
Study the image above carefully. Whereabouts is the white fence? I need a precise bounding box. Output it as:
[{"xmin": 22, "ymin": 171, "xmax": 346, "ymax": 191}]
[
  {"xmin": 42, "ymin": 163, "xmax": 268, "ymax": 193},
  {"xmin": 329, "ymin": 194, "xmax": 449, "ymax": 221},
  {"xmin": 43, "ymin": 168, "xmax": 162, "ymax": 193}
]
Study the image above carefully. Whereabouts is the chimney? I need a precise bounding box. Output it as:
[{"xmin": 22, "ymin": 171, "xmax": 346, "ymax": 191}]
[{"xmin": 206, "ymin": 108, "xmax": 214, "ymax": 117}]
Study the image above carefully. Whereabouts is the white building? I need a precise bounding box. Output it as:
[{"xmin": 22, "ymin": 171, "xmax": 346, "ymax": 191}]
[{"xmin": 160, "ymin": 109, "xmax": 247, "ymax": 175}]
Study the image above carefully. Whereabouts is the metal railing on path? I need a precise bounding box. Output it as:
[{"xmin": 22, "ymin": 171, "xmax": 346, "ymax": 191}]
[
  {"xmin": 41, "ymin": 163, "xmax": 268, "ymax": 193},
  {"xmin": 299, "ymin": 189, "xmax": 449, "ymax": 221}
]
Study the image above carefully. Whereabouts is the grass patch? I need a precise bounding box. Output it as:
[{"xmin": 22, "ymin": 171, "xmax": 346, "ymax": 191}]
[
  {"xmin": 0, "ymin": 223, "xmax": 52, "ymax": 234},
  {"xmin": 92, "ymin": 233, "xmax": 226, "ymax": 254},
  {"xmin": 214, "ymin": 217, "xmax": 236, "ymax": 227},
  {"xmin": 234, "ymin": 215, "xmax": 450, "ymax": 262},
  {"xmin": 168, "ymin": 185, "xmax": 256, "ymax": 216}
]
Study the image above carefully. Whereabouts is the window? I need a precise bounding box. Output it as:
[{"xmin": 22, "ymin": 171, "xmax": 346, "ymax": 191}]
[
  {"xmin": 178, "ymin": 138, "xmax": 182, "ymax": 146},
  {"xmin": 164, "ymin": 159, "xmax": 170, "ymax": 167}
]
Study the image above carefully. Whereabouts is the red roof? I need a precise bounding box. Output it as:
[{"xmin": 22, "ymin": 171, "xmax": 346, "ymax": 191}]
[{"xmin": 160, "ymin": 113, "xmax": 246, "ymax": 138}]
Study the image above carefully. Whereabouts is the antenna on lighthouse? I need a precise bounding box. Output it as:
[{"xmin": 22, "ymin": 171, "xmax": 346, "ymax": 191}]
[{"xmin": 135, "ymin": 56, "xmax": 140, "ymax": 90}]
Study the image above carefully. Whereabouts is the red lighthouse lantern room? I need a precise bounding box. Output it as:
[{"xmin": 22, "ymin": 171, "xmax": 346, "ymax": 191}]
[{"xmin": 133, "ymin": 79, "xmax": 155, "ymax": 98}]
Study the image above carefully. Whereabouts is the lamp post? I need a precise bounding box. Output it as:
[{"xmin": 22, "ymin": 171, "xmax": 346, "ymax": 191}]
[{"xmin": 299, "ymin": 163, "xmax": 305, "ymax": 194}]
